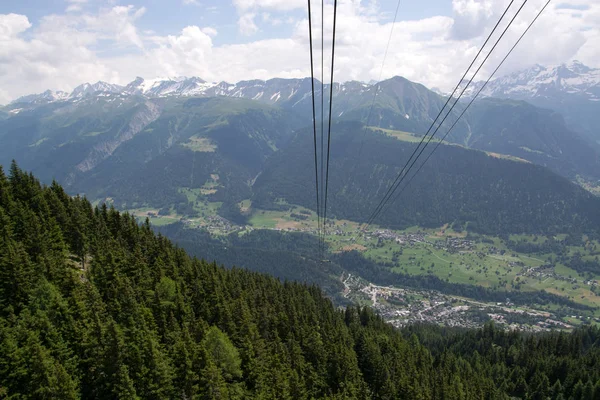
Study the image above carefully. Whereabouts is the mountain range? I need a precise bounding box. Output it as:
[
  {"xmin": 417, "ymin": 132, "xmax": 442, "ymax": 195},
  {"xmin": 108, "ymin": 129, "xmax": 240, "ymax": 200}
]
[
  {"xmin": 465, "ymin": 60, "xmax": 600, "ymax": 144},
  {"xmin": 10, "ymin": 60, "xmax": 599, "ymax": 105},
  {"xmin": 8, "ymin": 60, "xmax": 600, "ymax": 148},
  {"xmin": 3, "ymin": 62, "xmax": 600, "ymax": 184},
  {"xmin": 1, "ymin": 62, "xmax": 600, "ymax": 236}
]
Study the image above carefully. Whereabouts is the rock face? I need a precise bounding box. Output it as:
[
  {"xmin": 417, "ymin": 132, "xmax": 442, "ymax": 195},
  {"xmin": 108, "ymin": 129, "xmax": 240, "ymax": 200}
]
[{"xmin": 76, "ymin": 101, "xmax": 162, "ymax": 173}]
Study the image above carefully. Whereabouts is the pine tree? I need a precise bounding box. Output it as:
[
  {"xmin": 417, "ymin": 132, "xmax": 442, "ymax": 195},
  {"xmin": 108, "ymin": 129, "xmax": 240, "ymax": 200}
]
[
  {"xmin": 0, "ymin": 165, "xmax": 11, "ymax": 211},
  {"xmin": 0, "ymin": 238, "xmax": 37, "ymax": 310},
  {"xmin": 203, "ymin": 326, "xmax": 243, "ymax": 381}
]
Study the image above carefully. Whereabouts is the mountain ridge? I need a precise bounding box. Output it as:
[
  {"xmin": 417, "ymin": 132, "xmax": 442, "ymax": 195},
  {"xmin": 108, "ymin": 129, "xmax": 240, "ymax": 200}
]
[
  {"xmin": 464, "ymin": 60, "xmax": 600, "ymax": 143},
  {"xmin": 11, "ymin": 60, "xmax": 600, "ymax": 107},
  {"xmin": 464, "ymin": 60, "xmax": 600, "ymax": 102},
  {"xmin": 3, "ymin": 65, "xmax": 600, "ymax": 188}
]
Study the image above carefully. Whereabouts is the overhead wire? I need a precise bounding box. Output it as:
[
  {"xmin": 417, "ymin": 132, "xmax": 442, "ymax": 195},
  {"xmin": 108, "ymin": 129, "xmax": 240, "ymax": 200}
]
[
  {"xmin": 391, "ymin": 0, "xmax": 552, "ymax": 206},
  {"xmin": 361, "ymin": 0, "xmax": 518, "ymax": 230},
  {"xmin": 322, "ymin": 0, "xmax": 338, "ymax": 254},
  {"xmin": 355, "ymin": 0, "xmax": 403, "ymax": 162},
  {"xmin": 307, "ymin": 0, "xmax": 322, "ymax": 257},
  {"xmin": 320, "ymin": 0, "xmax": 325, "ymax": 255},
  {"xmin": 361, "ymin": 0, "xmax": 529, "ymax": 232}
]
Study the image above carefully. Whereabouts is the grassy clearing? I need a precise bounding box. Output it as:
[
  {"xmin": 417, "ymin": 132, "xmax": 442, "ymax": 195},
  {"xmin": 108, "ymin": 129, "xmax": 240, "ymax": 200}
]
[
  {"xmin": 248, "ymin": 212, "xmax": 279, "ymax": 229},
  {"xmin": 239, "ymin": 199, "xmax": 252, "ymax": 213},
  {"xmin": 128, "ymin": 208, "xmax": 180, "ymax": 227},
  {"xmin": 486, "ymin": 152, "xmax": 530, "ymax": 163},
  {"xmin": 178, "ymin": 187, "xmax": 222, "ymax": 214},
  {"xmin": 83, "ymin": 131, "xmax": 107, "ymax": 137},
  {"xmin": 181, "ymin": 136, "xmax": 217, "ymax": 152},
  {"xmin": 148, "ymin": 216, "xmax": 180, "ymax": 226},
  {"xmin": 370, "ymin": 127, "xmax": 425, "ymax": 143},
  {"xmin": 577, "ymin": 175, "xmax": 600, "ymax": 196}
]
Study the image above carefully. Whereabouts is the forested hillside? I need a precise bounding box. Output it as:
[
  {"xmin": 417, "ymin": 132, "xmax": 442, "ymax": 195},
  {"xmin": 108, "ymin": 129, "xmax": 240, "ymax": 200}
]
[
  {"xmin": 0, "ymin": 96, "xmax": 300, "ymax": 210},
  {"xmin": 2, "ymin": 73, "xmax": 599, "ymax": 214},
  {"xmin": 1, "ymin": 164, "xmax": 600, "ymax": 399},
  {"xmin": 466, "ymin": 99, "xmax": 600, "ymax": 180},
  {"xmin": 254, "ymin": 122, "xmax": 600, "ymax": 235}
]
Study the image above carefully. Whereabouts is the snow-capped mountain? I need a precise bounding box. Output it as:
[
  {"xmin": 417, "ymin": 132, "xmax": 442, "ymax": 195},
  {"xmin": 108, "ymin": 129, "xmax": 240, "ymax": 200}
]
[
  {"xmin": 4, "ymin": 72, "xmax": 600, "ymax": 184},
  {"xmin": 464, "ymin": 61, "xmax": 600, "ymax": 143},
  {"xmin": 10, "ymin": 76, "xmax": 315, "ymax": 105},
  {"xmin": 123, "ymin": 76, "xmax": 213, "ymax": 97},
  {"xmin": 11, "ymin": 61, "xmax": 600, "ymax": 108},
  {"xmin": 466, "ymin": 60, "xmax": 600, "ymax": 101},
  {"xmin": 8, "ymin": 76, "xmax": 365, "ymax": 108},
  {"xmin": 12, "ymin": 89, "xmax": 70, "ymax": 104},
  {"xmin": 70, "ymin": 81, "xmax": 124, "ymax": 98}
]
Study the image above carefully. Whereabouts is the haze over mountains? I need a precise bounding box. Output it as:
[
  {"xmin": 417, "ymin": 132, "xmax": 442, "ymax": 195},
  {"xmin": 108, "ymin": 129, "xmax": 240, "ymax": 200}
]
[{"xmin": 2, "ymin": 61, "xmax": 599, "ymax": 192}]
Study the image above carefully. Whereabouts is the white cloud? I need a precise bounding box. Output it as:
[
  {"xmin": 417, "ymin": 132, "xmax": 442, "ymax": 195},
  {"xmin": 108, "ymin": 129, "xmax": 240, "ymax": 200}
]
[
  {"xmin": 83, "ymin": 6, "xmax": 146, "ymax": 48},
  {"xmin": 468, "ymin": 0, "xmax": 600, "ymax": 77},
  {"xmin": 65, "ymin": 0, "xmax": 88, "ymax": 13},
  {"xmin": 201, "ymin": 27, "xmax": 218, "ymax": 37},
  {"xmin": 233, "ymin": 0, "xmax": 305, "ymax": 12},
  {"xmin": 0, "ymin": 6, "xmax": 145, "ymax": 103},
  {"xmin": 0, "ymin": 0, "xmax": 599, "ymax": 104},
  {"xmin": 183, "ymin": 0, "xmax": 200, "ymax": 5},
  {"xmin": 238, "ymin": 13, "xmax": 259, "ymax": 35},
  {"xmin": 233, "ymin": 0, "xmax": 304, "ymax": 34},
  {"xmin": 0, "ymin": 13, "xmax": 32, "ymax": 39},
  {"xmin": 451, "ymin": 0, "xmax": 499, "ymax": 39},
  {"xmin": 136, "ymin": 26, "xmax": 214, "ymax": 78}
]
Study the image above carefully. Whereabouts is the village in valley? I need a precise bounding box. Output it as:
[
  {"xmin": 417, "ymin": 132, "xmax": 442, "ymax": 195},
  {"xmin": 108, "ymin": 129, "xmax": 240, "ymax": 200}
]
[
  {"xmin": 342, "ymin": 273, "xmax": 580, "ymax": 331},
  {"xmin": 128, "ymin": 201, "xmax": 600, "ymax": 330}
]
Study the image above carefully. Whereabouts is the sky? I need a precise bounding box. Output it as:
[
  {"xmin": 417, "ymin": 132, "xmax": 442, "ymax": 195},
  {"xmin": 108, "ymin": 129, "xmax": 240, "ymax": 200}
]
[{"xmin": 0, "ymin": 0, "xmax": 598, "ymax": 103}]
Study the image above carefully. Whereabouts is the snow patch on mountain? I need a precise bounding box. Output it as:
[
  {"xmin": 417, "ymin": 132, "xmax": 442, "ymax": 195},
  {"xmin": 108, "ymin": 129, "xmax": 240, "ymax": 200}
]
[
  {"xmin": 12, "ymin": 89, "xmax": 70, "ymax": 104},
  {"xmin": 465, "ymin": 61, "xmax": 600, "ymax": 101}
]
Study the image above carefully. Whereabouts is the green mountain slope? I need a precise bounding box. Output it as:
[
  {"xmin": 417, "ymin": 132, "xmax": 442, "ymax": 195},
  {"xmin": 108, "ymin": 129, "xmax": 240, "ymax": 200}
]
[
  {"xmin": 329, "ymin": 78, "xmax": 600, "ymax": 181},
  {"xmin": 0, "ymin": 96, "xmax": 158, "ymax": 184},
  {"xmin": 0, "ymin": 96, "xmax": 301, "ymax": 211},
  {"xmin": 253, "ymin": 122, "xmax": 600, "ymax": 235},
  {"xmin": 76, "ymin": 97, "xmax": 300, "ymax": 209},
  {"xmin": 332, "ymin": 77, "xmax": 471, "ymax": 141},
  {"xmin": 2, "ymin": 163, "xmax": 600, "ymax": 399},
  {"xmin": 466, "ymin": 99, "xmax": 600, "ymax": 180}
]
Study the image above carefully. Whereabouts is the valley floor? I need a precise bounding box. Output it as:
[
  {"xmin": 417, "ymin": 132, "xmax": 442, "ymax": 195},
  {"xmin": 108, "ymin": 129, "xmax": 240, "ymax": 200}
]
[{"xmin": 127, "ymin": 200, "xmax": 600, "ymax": 330}]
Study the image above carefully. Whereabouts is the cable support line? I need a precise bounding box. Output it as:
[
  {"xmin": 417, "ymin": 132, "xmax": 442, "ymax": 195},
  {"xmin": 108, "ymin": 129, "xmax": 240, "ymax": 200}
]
[
  {"xmin": 390, "ymin": 0, "xmax": 551, "ymax": 207},
  {"xmin": 307, "ymin": 0, "xmax": 322, "ymax": 257},
  {"xmin": 322, "ymin": 0, "xmax": 338, "ymax": 250},
  {"xmin": 355, "ymin": 0, "xmax": 403, "ymax": 162},
  {"xmin": 362, "ymin": 0, "xmax": 528, "ymax": 231},
  {"xmin": 361, "ymin": 0, "xmax": 517, "ymax": 230},
  {"xmin": 320, "ymin": 0, "xmax": 325, "ymax": 254}
]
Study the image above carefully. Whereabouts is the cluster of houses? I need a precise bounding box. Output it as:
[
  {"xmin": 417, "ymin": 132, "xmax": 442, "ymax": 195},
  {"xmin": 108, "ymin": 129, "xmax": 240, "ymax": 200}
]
[
  {"xmin": 342, "ymin": 274, "xmax": 580, "ymax": 331},
  {"xmin": 183, "ymin": 215, "xmax": 237, "ymax": 233},
  {"xmin": 521, "ymin": 265, "xmax": 579, "ymax": 284},
  {"xmin": 432, "ymin": 237, "xmax": 475, "ymax": 252}
]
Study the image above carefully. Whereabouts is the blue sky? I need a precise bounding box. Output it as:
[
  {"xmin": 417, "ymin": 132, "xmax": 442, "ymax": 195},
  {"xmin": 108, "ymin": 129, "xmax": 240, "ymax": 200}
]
[
  {"xmin": 3, "ymin": 0, "xmax": 452, "ymax": 45},
  {"xmin": 0, "ymin": 0, "xmax": 597, "ymax": 103}
]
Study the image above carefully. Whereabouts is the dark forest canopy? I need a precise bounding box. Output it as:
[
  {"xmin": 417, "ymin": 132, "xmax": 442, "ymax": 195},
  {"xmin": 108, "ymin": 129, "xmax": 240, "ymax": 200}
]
[
  {"xmin": 253, "ymin": 122, "xmax": 600, "ymax": 236},
  {"xmin": 1, "ymin": 162, "xmax": 600, "ymax": 399}
]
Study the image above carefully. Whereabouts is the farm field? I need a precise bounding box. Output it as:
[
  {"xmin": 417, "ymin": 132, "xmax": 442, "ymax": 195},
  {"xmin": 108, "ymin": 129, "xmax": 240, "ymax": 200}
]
[{"xmin": 125, "ymin": 197, "xmax": 600, "ymax": 317}]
